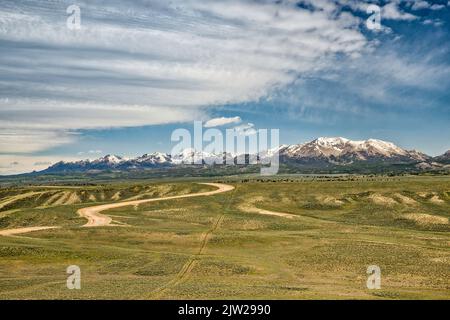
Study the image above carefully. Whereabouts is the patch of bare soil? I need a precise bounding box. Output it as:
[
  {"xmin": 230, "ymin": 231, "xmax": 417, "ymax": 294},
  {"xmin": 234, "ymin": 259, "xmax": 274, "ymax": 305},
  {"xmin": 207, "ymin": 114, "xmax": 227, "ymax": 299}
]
[
  {"xmin": 238, "ymin": 196, "xmax": 297, "ymax": 219},
  {"xmin": 393, "ymin": 193, "xmax": 418, "ymax": 205},
  {"xmin": 368, "ymin": 194, "xmax": 398, "ymax": 206},
  {"xmin": 403, "ymin": 213, "xmax": 448, "ymax": 225},
  {"xmin": 77, "ymin": 183, "xmax": 235, "ymax": 227},
  {"xmin": 0, "ymin": 226, "xmax": 60, "ymax": 236}
]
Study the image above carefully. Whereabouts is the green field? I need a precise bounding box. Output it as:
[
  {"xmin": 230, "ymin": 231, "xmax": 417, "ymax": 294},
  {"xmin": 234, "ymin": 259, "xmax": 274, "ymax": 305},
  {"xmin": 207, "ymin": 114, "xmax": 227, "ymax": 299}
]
[{"xmin": 0, "ymin": 176, "xmax": 449, "ymax": 299}]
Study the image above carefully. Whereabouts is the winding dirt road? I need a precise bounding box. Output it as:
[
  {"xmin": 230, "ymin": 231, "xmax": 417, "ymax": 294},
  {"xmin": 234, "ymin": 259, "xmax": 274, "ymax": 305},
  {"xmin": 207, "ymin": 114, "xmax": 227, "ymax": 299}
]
[
  {"xmin": 0, "ymin": 226, "xmax": 60, "ymax": 236},
  {"xmin": 0, "ymin": 183, "xmax": 235, "ymax": 235},
  {"xmin": 238, "ymin": 196, "xmax": 297, "ymax": 219},
  {"xmin": 78, "ymin": 182, "xmax": 234, "ymax": 227}
]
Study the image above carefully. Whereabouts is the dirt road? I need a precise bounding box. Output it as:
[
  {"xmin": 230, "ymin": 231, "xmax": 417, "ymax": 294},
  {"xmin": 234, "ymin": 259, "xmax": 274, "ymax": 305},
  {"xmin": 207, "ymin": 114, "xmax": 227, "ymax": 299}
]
[
  {"xmin": 238, "ymin": 196, "xmax": 297, "ymax": 219},
  {"xmin": 0, "ymin": 183, "xmax": 234, "ymax": 236},
  {"xmin": 77, "ymin": 182, "xmax": 235, "ymax": 227},
  {"xmin": 0, "ymin": 226, "xmax": 60, "ymax": 236},
  {"xmin": 150, "ymin": 183, "xmax": 236, "ymax": 298}
]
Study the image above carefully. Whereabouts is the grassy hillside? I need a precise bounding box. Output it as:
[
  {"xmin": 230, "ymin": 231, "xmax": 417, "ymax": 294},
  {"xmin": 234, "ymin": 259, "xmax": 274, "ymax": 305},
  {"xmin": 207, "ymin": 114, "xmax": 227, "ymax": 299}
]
[
  {"xmin": 0, "ymin": 176, "xmax": 448, "ymax": 299},
  {"xmin": 1, "ymin": 163, "xmax": 448, "ymax": 187}
]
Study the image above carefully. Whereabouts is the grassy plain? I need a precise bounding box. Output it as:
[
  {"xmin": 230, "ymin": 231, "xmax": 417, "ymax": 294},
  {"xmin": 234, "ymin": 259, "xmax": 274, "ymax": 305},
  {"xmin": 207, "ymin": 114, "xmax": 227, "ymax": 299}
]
[{"xmin": 0, "ymin": 176, "xmax": 449, "ymax": 299}]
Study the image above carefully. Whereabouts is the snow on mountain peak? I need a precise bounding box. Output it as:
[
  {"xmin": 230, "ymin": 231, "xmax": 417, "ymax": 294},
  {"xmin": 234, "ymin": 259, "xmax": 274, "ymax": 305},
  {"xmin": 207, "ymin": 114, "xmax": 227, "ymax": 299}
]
[
  {"xmin": 98, "ymin": 154, "xmax": 124, "ymax": 164},
  {"xmin": 42, "ymin": 136, "xmax": 439, "ymax": 174},
  {"xmin": 281, "ymin": 137, "xmax": 412, "ymax": 160},
  {"xmin": 316, "ymin": 137, "xmax": 349, "ymax": 145},
  {"xmin": 136, "ymin": 152, "xmax": 171, "ymax": 164},
  {"xmin": 361, "ymin": 139, "xmax": 407, "ymax": 156},
  {"xmin": 171, "ymin": 148, "xmax": 226, "ymax": 164}
]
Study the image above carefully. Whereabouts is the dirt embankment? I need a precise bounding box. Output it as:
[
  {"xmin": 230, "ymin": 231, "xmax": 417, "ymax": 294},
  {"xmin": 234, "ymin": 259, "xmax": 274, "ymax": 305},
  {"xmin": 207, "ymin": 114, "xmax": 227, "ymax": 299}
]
[
  {"xmin": 77, "ymin": 182, "xmax": 234, "ymax": 227},
  {"xmin": 238, "ymin": 196, "xmax": 297, "ymax": 219},
  {"xmin": 0, "ymin": 183, "xmax": 235, "ymax": 236}
]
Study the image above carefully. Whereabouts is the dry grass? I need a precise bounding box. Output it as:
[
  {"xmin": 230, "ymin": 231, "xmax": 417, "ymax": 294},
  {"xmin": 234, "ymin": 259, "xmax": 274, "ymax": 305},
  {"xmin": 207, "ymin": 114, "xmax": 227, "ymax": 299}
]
[
  {"xmin": 65, "ymin": 192, "xmax": 81, "ymax": 205},
  {"xmin": 393, "ymin": 193, "xmax": 418, "ymax": 205},
  {"xmin": 0, "ymin": 192, "xmax": 43, "ymax": 210},
  {"xmin": 429, "ymin": 195, "xmax": 445, "ymax": 204},
  {"xmin": 238, "ymin": 196, "xmax": 297, "ymax": 219},
  {"xmin": 40, "ymin": 192, "xmax": 63, "ymax": 207},
  {"xmin": 403, "ymin": 213, "xmax": 448, "ymax": 225},
  {"xmin": 0, "ymin": 177, "xmax": 449, "ymax": 299},
  {"xmin": 111, "ymin": 191, "xmax": 121, "ymax": 201},
  {"xmin": 316, "ymin": 195, "xmax": 344, "ymax": 206},
  {"xmin": 52, "ymin": 192, "xmax": 71, "ymax": 206},
  {"xmin": 368, "ymin": 194, "xmax": 398, "ymax": 206}
]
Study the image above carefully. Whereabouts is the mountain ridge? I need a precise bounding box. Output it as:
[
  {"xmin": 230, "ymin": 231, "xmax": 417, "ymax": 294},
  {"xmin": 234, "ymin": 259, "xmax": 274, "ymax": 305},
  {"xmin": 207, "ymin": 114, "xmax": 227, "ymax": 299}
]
[{"xmin": 39, "ymin": 137, "xmax": 449, "ymax": 174}]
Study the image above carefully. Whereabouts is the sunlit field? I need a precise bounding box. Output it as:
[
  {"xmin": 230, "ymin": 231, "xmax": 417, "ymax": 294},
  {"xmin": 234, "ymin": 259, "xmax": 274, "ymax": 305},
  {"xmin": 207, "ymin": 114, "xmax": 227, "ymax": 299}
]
[{"xmin": 0, "ymin": 176, "xmax": 449, "ymax": 299}]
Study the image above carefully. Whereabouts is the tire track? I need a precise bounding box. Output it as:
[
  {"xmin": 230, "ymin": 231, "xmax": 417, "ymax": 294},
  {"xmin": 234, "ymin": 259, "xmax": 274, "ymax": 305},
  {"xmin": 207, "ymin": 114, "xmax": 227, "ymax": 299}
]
[
  {"xmin": 0, "ymin": 183, "xmax": 234, "ymax": 236},
  {"xmin": 0, "ymin": 226, "xmax": 60, "ymax": 237},
  {"xmin": 77, "ymin": 183, "xmax": 234, "ymax": 227},
  {"xmin": 150, "ymin": 186, "xmax": 236, "ymax": 299}
]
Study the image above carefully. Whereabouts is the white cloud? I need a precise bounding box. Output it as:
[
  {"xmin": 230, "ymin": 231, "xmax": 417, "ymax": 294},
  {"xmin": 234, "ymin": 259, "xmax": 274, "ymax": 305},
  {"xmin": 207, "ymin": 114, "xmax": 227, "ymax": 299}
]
[
  {"xmin": 77, "ymin": 150, "xmax": 103, "ymax": 156},
  {"xmin": 0, "ymin": 99, "xmax": 201, "ymax": 155},
  {"xmin": 0, "ymin": 99, "xmax": 201, "ymax": 130},
  {"xmin": 382, "ymin": 3, "xmax": 418, "ymax": 20},
  {"xmin": 0, "ymin": 155, "xmax": 81, "ymax": 175},
  {"xmin": 0, "ymin": 0, "xmax": 368, "ymax": 154},
  {"xmin": 430, "ymin": 4, "xmax": 446, "ymax": 10},
  {"xmin": 411, "ymin": 1, "xmax": 430, "ymax": 10},
  {"xmin": 232, "ymin": 123, "xmax": 257, "ymax": 136},
  {"xmin": 204, "ymin": 116, "xmax": 242, "ymax": 128},
  {"xmin": 0, "ymin": 129, "xmax": 78, "ymax": 154},
  {"xmin": 423, "ymin": 18, "xmax": 444, "ymax": 27}
]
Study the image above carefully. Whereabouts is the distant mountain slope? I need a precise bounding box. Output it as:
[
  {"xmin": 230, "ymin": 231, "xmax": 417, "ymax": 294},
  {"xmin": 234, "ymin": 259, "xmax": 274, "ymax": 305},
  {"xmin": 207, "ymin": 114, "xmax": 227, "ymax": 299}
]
[
  {"xmin": 277, "ymin": 137, "xmax": 431, "ymax": 163},
  {"xmin": 39, "ymin": 137, "xmax": 448, "ymax": 174},
  {"xmin": 434, "ymin": 150, "xmax": 450, "ymax": 164}
]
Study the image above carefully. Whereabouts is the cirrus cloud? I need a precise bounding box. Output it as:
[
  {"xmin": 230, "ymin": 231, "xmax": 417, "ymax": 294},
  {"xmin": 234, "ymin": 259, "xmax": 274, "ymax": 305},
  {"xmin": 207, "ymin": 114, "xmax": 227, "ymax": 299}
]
[
  {"xmin": 0, "ymin": 0, "xmax": 369, "ymax": 155},
  {"xmin": 204, "ymin": 116, "xmax": 242, "ymax": 128}
]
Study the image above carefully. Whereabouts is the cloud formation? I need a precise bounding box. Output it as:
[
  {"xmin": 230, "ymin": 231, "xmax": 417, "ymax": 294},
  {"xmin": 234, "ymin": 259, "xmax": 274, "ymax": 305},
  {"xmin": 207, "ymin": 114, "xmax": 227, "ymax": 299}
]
[
  {"xmin": 204, "ymin": 116, "xmax": 242, "ymax": 128},
  {"xmin": 0, "ymin": 0, "xmax": 449, "ymax": 174},
  {"xmin": 382, "ymin": 2, "xmax": 418, "ymax": 20},
  {"xmin": 0, "ymin": 0, "xmax": 369, "ymax": 154}
]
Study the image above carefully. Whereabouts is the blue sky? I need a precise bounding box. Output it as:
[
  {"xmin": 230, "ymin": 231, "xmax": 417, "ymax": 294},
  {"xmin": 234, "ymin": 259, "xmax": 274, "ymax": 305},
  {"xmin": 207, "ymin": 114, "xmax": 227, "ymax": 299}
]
[{"xmin": 0, "ymin": 0, "xmax": 449, "ymax": 174}]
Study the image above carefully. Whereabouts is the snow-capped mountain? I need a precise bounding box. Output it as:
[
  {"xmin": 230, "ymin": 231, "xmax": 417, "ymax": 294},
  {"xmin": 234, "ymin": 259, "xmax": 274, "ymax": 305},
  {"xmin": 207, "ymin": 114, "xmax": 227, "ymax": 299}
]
[
  {"xmin": 278, "ymin": 137, "xmax": 431, "ymax": 162},
  {"xmin": 171, "ymin": 148, "xmax": 233, "ymax": 165},
  {"xmin": 434, "ymin": 150, "xmax": 450, "ymax": 164},
  {"xmin": 133, "ymin": 152, "xmax": 171, "ymax": 165},
  {"xmin": 47, "ymin": 154, "xmax": 127, "ymax": 172},
  {"xmin": 92, "ymin": 154, "xmax": 125, "ymax": 165},
  {"xmin": 40, "ymin": 137, "xmax": 446, "ymax": 174}
]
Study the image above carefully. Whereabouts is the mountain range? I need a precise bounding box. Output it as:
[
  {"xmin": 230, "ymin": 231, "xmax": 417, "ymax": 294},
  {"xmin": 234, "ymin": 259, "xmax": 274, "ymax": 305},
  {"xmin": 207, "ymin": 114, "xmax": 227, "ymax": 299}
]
[{"xmin": 40, "ymin": 137, "xmax": 450, "ymax": 174}]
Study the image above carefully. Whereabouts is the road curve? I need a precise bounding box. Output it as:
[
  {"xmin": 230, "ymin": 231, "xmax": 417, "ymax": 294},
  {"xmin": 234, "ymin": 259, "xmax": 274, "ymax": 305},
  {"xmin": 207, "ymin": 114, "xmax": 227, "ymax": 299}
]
[
  {"xmin": 0, "ymin": 183, "xmax": 234, "ymax": 236},
  {"xmin": 0, "ymin": 226, "xmax": 60, "ymax": 236},
  {"xmin": 77, "ymin": 183, "xmax": 235, "ymax": 227},
  {"xmin": 238, "ymin": 196, "xmax": 297, "ymax": 219}
]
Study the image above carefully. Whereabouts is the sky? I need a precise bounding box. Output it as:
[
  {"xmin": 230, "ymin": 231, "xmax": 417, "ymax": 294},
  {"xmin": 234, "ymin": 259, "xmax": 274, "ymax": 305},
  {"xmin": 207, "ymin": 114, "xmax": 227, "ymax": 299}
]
[{"xmin": 0, "ymin": 0, "xmax": 449, "ymax": 174}]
